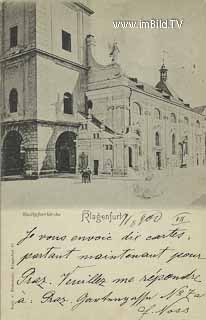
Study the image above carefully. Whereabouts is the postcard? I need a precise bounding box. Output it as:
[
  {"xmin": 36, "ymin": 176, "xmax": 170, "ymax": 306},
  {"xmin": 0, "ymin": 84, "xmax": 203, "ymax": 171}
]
[{"xmin": 1, "ymin": 0, "xmax": 206, "ymax": 319}]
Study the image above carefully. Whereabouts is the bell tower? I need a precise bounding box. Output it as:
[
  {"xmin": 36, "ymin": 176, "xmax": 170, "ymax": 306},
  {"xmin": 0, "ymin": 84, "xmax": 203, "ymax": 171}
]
[
  {"xmin": 0, "ymin": 1, "xmax": 94, "ymax": 178},
  {"xmin": 159, "ymin": 63, "xmax": 168, "ymax": 82}
]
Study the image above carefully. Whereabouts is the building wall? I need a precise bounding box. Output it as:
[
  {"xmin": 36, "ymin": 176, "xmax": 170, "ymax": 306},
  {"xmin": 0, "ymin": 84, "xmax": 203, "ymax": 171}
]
[
  {"xmin": 36, "ymin": 55, "xmax": 85, "ymax": 121},
  {"xmin": 0, "ymin": 1, "xmax": 36, "ymax": 57},
  {"xmin": 0, "ymin": 1, "xmax": 90, "ymax": 178},
  {"xmin": 0, "ymin": 0, "xmax": 90, "ymax": 124},
  {"xmin": 1, "ymin": 122, "xmax": 38, "ymax": 175},
  {"xmin": 85, "ymin": 84, "xmax": 206, "ymax": 173},
  {"xmin": 37, "ymin": 123, "xmax": 78, "ymax": 175},
  {"xmin": 0, "ymin": 1, "xmax": 37, "ymax": 123},
  {"xmin": 1, "ymin": 1, "xmax": 205, "ymax": 178},
  {"xmin": 1, "ymin": 55, "xmax": 37, "ymax": 122},
  {"xmin": 87, "ymin": 86, "xmax": 130, "ymax": 133},
  {"xmin": 36, "ymin": 0, "xmax": 90, "ymax": 66}
]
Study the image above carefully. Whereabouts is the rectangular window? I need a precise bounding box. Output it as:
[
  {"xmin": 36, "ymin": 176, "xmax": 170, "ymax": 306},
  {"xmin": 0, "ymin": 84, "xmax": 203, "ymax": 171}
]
[
  {"xmin": 10, "ymin": 26, "xmax": 18, "ymax": 48},
  {"xmin": 62, "ymin": 30, "xmax": 71, "ymax": 52},
  {"xmin": 81, "ymin": 124, "xmax": 87, "ymax": 130},
  {"xmin": 94, "ymin": 133, "xmax": 100, "ymax": 139},
  {"xmin": 63, "ymin": 93, "xmax": 73, "ymax": 114}
]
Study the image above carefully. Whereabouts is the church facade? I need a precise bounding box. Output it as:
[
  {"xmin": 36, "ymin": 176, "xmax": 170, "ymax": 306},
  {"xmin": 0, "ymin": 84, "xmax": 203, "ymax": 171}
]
[{"xmin": 1, "ymin": 1, "xmax": 206, "ymax": 178}]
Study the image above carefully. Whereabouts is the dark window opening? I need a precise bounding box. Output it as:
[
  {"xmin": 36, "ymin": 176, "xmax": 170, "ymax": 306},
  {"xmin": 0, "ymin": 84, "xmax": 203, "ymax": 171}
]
[
  {"xmin": 128, "ymin": 147, "xmax": 133, "ymax": 167},
  {"xmin": 196, "ymin": 120, "xmax": 200, "ymax": 128},
  {"xmin": 155, "ymin": 132, "xmax": 160, "ymax": 146},
  {"xmin": 9, "ymin": 88, "xmax": 18, "ymax": 113},
  {"xmin": 64, "ymin": 92, "xmax": 73, "ymax": 114},
  {"xmin": 87, "ymin": 100, "xmax": 93, "ymax": 109},
  {"xmin": 171, "ymin": 113, "xmax": 176, "ymax": 123},
  {"xmin": 10, "ymin": 26, "xmax": 18, "ymax": 48},
  {"xmin": 154, "ymin": 108, "xmax": 161, "ymax": 120},
  {"xmin": 62, "ymin": 30, "xmax": 71, "ymax": 52},
  {"xmin": 94, "ymin": 133, "xmax": 100, "ymax": 139}
]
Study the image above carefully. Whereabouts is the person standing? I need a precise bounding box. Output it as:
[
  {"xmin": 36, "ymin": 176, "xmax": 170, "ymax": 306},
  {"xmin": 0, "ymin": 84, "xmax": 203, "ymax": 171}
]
[{"xmin": 87, "ymin": 167, "xmax": 92, "ymax": 183}]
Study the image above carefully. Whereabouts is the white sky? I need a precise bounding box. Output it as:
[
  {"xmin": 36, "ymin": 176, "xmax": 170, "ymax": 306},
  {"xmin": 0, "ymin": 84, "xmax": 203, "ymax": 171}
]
[{"xmin": 88, "ymin": 0, "xmax": 206, "ymax": 108}]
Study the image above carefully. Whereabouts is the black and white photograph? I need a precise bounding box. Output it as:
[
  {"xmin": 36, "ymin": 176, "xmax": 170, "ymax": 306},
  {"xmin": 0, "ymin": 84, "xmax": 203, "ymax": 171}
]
[{"xmin": 1, "ymin": 1, "xmax": 206, "ymax": 319}]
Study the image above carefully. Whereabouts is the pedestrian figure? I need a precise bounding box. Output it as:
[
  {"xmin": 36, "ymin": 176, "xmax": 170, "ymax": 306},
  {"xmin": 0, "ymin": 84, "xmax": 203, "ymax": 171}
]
[
  {"xmin": 80, "ymin": 168, "xmax": 91, "ymax": 183},
  {"xmin": 80, "ymin": 168, "xmax": 86, "ymax": 183},
  {"xmin": 87, "ymin": 167, "xmax": 92, "ymax": 183}
]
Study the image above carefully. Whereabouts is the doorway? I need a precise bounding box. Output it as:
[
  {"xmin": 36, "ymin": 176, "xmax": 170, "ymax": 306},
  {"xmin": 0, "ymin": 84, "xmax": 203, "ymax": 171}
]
[
  {"xmin": 2, "ymin": 130, "xmax": 24, "ymax": 176},
  {"xmin": 128, "ymin": 147, "xmax": 133, "ymax": 167},
  {"xmin": 156, "ymin": 152, "xmax": 161, "ymax": 170},
  {"xmin": 94, "ymin": 160, "xmax": 99, "ymax": 175},
  {"xmin": 55, "ymin": 131, "xmax": 76, "ymax": 173}
]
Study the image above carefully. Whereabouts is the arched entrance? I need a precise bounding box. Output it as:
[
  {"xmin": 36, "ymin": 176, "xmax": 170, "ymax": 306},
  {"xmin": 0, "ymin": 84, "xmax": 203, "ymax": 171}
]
[
  {"xmin": 55, "ymin": 131, "xmax": 76, "ymax": 173},
  {"xmin": 128, "ymin": 147, "xmax": 133, "ymax": 167},
  {"xmin": 2, "ymin": 131, "xmax": 24, "ymax": 176}
]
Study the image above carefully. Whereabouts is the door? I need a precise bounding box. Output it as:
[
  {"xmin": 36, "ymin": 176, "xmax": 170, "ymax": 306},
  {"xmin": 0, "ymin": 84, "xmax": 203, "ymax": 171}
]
[
  {"xmin": 55, "ymin": 132, "xmax": 76, "ymax": 173},
  {"xmin": 2, "ymin": 131, "xmax": 24, "ymax": 176},
  {"xmin": 94, "ymin": 160, "xmax": 99, "ymax": 175},
  {"xmin": 156, "ymin": 152, "xmax": 161, "ymax": 169},
  {"xmin": 128, "ymin": 147, "xmax": 133, "ymax": 167}
]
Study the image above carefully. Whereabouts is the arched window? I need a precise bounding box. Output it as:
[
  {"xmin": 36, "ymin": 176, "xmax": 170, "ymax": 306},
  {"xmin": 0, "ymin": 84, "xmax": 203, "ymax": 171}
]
[
  {"xmin": 9, "ymin": 88, "xmax": 18, "ymax": 113},
  {"xmin": 155, "ymin": 132, "xmax": 160, "ymax": 146},
  {"xmin": 184, "ymin": 116, "xmax": 189, "ymax": 125},
  {"xmin": 64, "ymin": 92, "xmax": 73, "ymax": 114},
  {"xmin": 196, "ymin": 120, "xmax": 200, "ymax": 128},
  {"xmin": 172, "ymin": 133, "xmax": 176, "ymax": 154},
  {"xmin": 171, "ymin": 113, "xmax": 176, "ymax": 123},
  {"xmin": 132, "ymin": 102, "xmax": 142, "ymax": 125},
  {"xmin": 135, "ymin": 103, "xmax": 142, "ymax": 116},
  {"xmin": 154, "ymin": 108, "xmax": 161, "ymax": 120}
]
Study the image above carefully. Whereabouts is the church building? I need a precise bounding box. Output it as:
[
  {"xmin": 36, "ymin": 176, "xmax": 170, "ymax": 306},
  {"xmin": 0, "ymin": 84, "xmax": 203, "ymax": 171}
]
[{"xmin": 1, "ymin": 1, "xmax": 206, "ymax": 178}]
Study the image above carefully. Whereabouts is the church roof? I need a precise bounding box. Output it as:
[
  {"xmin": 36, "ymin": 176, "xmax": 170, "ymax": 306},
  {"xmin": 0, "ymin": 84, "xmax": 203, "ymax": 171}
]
[
  {"xmin": 86, "ymin": 37, "xmax": 204, "ymax": 111},
  {"xmin": 155, "ymin": 80, "xmax": 181, "ymax": 101},
  {"xmin": 128, "ymin": 77, "xmax": 186, "ymax": 106}
]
